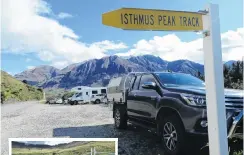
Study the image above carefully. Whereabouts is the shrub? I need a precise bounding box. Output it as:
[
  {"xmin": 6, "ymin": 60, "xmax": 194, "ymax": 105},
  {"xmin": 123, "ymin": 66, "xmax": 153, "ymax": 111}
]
[
  {"xmin": 62, "ymin": 91, "xmax": 75, "ymax": 100},
  {"xmin": 22, "ymin": 80, "xmax": 28, "ymax": 84}
]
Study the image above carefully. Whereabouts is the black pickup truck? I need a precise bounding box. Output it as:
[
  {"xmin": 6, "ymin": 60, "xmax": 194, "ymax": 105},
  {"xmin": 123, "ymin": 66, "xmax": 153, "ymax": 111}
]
[{"xmin": 109, "ymin": 72, "xmax": 243, "ymax": 155}]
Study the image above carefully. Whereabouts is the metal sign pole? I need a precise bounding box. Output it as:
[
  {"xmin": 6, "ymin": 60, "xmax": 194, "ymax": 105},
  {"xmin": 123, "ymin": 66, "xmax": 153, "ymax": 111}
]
[{"xmin": 203, "ymin": 3, "xmax": 228, "ymax": 155}]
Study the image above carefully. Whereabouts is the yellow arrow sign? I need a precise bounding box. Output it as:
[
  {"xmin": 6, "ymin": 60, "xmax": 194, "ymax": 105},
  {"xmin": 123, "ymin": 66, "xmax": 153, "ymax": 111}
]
[{"xmin": 102, "ymin": 8, "xmax": 203, "ymax": 31}]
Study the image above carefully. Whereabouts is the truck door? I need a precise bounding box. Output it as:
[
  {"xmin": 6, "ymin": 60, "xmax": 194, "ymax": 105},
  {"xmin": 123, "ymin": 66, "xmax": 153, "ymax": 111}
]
[
  {"xmin": 127, "ymin": 75, "xmax": 142, "ymax": 119},
  {"xmin": 74, "ymin": 92, "xmax": 82, "ymax": 101},
  {"xmin": 137, "ymin": 74, "xmax": 160, "ymax": 122},
  {"xmin": 128, "ymin": 74, "xmax": 159, "ymax": 122}
]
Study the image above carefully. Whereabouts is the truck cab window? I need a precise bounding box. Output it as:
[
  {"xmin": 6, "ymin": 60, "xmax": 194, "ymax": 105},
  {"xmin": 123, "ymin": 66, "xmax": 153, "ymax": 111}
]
[
  {"xmin": 76, "ymin": 92, "xmax": 82, "ymax": 97},
  {"xmin": 129, "ymin": 76, "xmax": 136, "ymax": 90},
  {"xmin": 139, "ymin": 74, "xmax": 155, "ymax": 90},
  {"xmin": 133, "ymin": 75, "xmax": 141, "ymax": 90},
  {"xmin": 101, "ymin": 89, "xmax": 106, "ymax": 94},
  {"xmin": 92, "ymin": 90, "xmax": 98, "ymax": 94}
]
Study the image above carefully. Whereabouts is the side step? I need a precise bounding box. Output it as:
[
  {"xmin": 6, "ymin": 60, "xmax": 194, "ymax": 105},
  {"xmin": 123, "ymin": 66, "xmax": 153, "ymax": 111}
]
[{"xmin": 128, "ymin": 119, "xmax": 157, "ymax": 134}]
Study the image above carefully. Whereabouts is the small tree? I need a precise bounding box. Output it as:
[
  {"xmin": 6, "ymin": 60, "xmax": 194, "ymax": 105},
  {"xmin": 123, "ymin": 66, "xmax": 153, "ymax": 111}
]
[
  {"xmin": 62, "ymin": 91, "xmax": 75, "ymax": 101},
  {"xmin": 1, "ymin": 92, "xmax": 5, "ymax": 104},
  {"xmin": 22, "ymin": 80, "xmax": 28, "ymax": 84}
]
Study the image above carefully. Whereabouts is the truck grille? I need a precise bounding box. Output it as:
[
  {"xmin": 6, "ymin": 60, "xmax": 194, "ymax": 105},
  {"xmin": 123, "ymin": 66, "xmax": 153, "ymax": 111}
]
[{"xmin": 225, "ymin": 96, "xmax": 243, "ymax": 109}]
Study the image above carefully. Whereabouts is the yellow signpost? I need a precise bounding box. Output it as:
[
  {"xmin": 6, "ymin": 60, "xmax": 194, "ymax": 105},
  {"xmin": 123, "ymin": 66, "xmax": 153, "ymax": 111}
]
[{"xmin": 102, "ymin": 8, "xmax": 203, "ymax": 31}]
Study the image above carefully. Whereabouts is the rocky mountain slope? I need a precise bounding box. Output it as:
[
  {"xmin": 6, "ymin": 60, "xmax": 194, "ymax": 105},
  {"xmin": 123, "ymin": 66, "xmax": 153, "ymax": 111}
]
[
  {"xmin": 14, "ymin": 55, "xmax": 215, "ymax": 89},
  {"xmin": 14, "ymin": 65, "xmax": 61, "ymax": 86}
]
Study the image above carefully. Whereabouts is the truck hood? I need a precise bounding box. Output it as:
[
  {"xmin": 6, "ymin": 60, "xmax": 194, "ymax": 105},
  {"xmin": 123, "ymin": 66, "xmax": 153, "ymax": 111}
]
[{"xmin": 166, "ymin": 85, "xmax": 243, "ymax": 97}]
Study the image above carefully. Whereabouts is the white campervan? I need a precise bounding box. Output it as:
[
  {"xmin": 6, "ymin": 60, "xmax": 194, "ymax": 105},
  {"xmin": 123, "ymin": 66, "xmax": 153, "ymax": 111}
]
[{"xmin": 69, "ymin": 86, "xmax": 107, "ymax": 105}]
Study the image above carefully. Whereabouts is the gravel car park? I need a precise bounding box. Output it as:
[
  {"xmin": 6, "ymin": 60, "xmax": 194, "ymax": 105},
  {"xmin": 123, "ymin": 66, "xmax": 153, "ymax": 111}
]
[
  {"xmin": 1, "ymin": 101, "xmax": 242, "ymax": 155},
  {"xmin": 1, "ymin": 102, "xmax": 166, "ymax": 155}
]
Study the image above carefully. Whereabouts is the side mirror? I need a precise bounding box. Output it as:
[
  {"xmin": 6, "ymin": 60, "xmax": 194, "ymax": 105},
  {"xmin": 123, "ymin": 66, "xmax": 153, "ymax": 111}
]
[{"xmin": 142, "ymin": 82, "xmax": 157, "ymax": 89}]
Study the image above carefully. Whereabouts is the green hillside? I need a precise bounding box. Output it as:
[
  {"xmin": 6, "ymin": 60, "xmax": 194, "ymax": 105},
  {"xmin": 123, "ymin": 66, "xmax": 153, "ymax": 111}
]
[
  {"xmin": 1, "ymin": 71, "xmax": 43, "ymax": 103},
  {"xmin": 12, "ymin": 141, "xmax": 115, "ymax": 155}
]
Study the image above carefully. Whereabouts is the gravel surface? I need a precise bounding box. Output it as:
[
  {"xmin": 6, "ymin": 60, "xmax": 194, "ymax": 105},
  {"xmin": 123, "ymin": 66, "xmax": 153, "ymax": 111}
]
[
  {"xmin": 1, "ymin": 101, "xmax": 166, "ymax": 155},
  {"xmin": 1, "ymin": 102, "xmax": 211, "ymax": 155}
]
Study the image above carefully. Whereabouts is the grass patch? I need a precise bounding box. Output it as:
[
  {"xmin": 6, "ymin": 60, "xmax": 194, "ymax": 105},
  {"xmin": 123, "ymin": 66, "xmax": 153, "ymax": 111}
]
[{"xmin": 1, "ymin": 71, "xmax": 43, "ymax": 103}]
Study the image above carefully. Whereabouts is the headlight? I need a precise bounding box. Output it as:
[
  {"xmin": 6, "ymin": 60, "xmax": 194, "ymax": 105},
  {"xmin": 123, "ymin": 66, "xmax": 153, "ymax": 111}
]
[{"xmin": 181, "ymin": 94, "xmax": 206, "ymax": 106}]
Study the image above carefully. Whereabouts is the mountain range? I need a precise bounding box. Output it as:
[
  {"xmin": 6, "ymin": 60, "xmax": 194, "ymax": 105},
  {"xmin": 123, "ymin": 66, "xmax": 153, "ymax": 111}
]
[{"xmin": 14, "ymin": 55, "xmax": 236, "ymax": 89}]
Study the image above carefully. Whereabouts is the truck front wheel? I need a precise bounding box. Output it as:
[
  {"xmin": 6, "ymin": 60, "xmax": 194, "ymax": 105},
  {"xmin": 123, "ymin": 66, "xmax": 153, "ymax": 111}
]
[
  {"xmin": 158, "ymin": 115, "xmax": 186, "ymax": 155},
  {"xmin": 95, "ymin": 99, "xmax": 100, "ymax": 104},
  {"xmin": 114, "ymin": 106, "xmax": 127, "ymax": 129}
]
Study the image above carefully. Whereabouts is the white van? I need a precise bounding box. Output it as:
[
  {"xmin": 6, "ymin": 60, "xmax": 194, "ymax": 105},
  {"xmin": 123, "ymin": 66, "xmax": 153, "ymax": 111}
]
[{"xmin": 69, "ymin": 87, "xmax": 107, "ymax": 105}]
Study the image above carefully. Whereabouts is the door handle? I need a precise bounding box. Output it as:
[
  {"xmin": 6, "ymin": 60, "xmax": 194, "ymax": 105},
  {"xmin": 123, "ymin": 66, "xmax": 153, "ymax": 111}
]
[{"xmin": 151, "ymin": 96, "xmax": 157, "ymax": 100}]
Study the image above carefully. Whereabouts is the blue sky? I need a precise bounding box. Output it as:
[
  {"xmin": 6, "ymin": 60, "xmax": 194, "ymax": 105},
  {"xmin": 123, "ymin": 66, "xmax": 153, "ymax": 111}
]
[{"xmin": 1, "ymin": 0, "xmax": 243, "ymax": 75}]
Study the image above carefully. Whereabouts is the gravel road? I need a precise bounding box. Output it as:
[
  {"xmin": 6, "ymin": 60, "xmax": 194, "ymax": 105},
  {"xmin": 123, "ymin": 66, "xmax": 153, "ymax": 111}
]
[{"xmin": 1, "ymin": 101, "xmax": 166, "ymax": 155}]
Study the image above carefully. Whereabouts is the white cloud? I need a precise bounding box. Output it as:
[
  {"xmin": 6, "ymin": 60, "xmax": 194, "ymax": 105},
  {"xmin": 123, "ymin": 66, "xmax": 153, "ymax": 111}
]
[
  {"xmin": 57, "ymin": 12, "xmax": 73, "ymax": 19},
  {"xmin": 51, "ymin": 61, "xmax": 69, "ymax": 69},
  {"xmin": 91, "ymin": 40, "xmax": 128, "ymax": 51},
  {"xmin": 25, "ymin": 58, "xmax": 32, "ymax": 62},
  {"xmin": 116, "ymin": 28, "xmax": 244, "ymax": 64},
  {"xmin": 2, "ymin": 0, "xmax": 127, "ymax": 69},
  {"xmin": 2, "ymin": 0, "xmax": 243, "ymax": 70},
  {"xmin": 27, "ymin": 66, "xmax": 35, "ymax": 70}
]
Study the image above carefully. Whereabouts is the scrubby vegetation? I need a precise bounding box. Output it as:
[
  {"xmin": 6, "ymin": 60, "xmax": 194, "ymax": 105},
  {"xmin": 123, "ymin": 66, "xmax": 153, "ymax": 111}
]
[
  {"xmin": 44, "ymin": 88, "xmax": 66, "ymax": 101},
  {"xmin": 62, "ymin": 91, "xmax": 75, "ymax": 100},
  {"xmin": 233, "ymin": 150, "xmax": 243, "ymax": 155},
  {"xmin": 1, "ymin": 71, "xmax": 43, "ymax": 103},
  {"xmin": 196, "ymin": 61, "xmax": 243, "ymax": 89},
  {"xmin": 223, "ymin": 61, "xmax": 243, "ymax": 89}
]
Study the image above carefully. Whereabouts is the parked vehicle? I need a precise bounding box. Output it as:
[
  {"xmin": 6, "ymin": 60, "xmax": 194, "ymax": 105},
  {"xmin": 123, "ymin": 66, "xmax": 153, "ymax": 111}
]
[
  {"xmin": 69, "ymin": 86, "xmax": 107, "ymax": 105},
  {"xmin": 62, "ymin": 91, "xmax": 75, "ymax": 104},
  {"xmin": 108, "ymin": 72, "xmax": 243, "ymax": 155},
  {"xmin": 46, "ymin": 97, "xmax": 63, "ymax": 104},
  {"xmin": 107, "ymin": 76, "xmax": 132, "ymax": 103},
  {"xmin": 91, "ymin": 93, "xmax": 108, "ymax": 104}
]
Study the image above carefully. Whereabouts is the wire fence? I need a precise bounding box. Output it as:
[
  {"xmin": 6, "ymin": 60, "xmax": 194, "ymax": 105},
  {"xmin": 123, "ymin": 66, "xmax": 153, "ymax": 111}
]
[{"xmin": 82, "ymin": 147, "xmax": 115, "ymax": 155}]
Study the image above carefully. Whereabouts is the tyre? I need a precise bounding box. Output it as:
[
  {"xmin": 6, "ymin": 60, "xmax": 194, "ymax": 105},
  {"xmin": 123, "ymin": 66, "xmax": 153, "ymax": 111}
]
[
  {"xmin": 158, "ymin": 115, "xmax": 186, "ymax": 155},
  {"xmin": 95, "ymin": 99, "xmax": 100, "ymax": 104},
  {"xmin": 70, "ymin": 101, "xmax": 74, "ymax": 105},
  {"xmin": 75, "ymin": 101, "xmax": 78, "ymax": 105},
  {"xmin": 114, "ymin": 106, "xmax": 127, "ymax": 129}
]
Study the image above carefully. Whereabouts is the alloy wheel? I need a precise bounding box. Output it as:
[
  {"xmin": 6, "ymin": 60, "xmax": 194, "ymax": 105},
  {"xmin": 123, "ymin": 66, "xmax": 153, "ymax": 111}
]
[
  {"xmin": 163, "ymin": 122, "xmax": 178, "ymax": 151},
  {"xmin": 115, "ymin": 109, "xmax": 120, "ymax": 127}
]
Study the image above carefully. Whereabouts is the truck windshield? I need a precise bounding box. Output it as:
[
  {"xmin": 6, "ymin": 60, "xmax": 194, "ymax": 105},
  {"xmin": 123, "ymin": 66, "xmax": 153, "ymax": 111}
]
[{"xmin": 155, "ymin": 73, "xmax": 205, "ymax": 87}]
